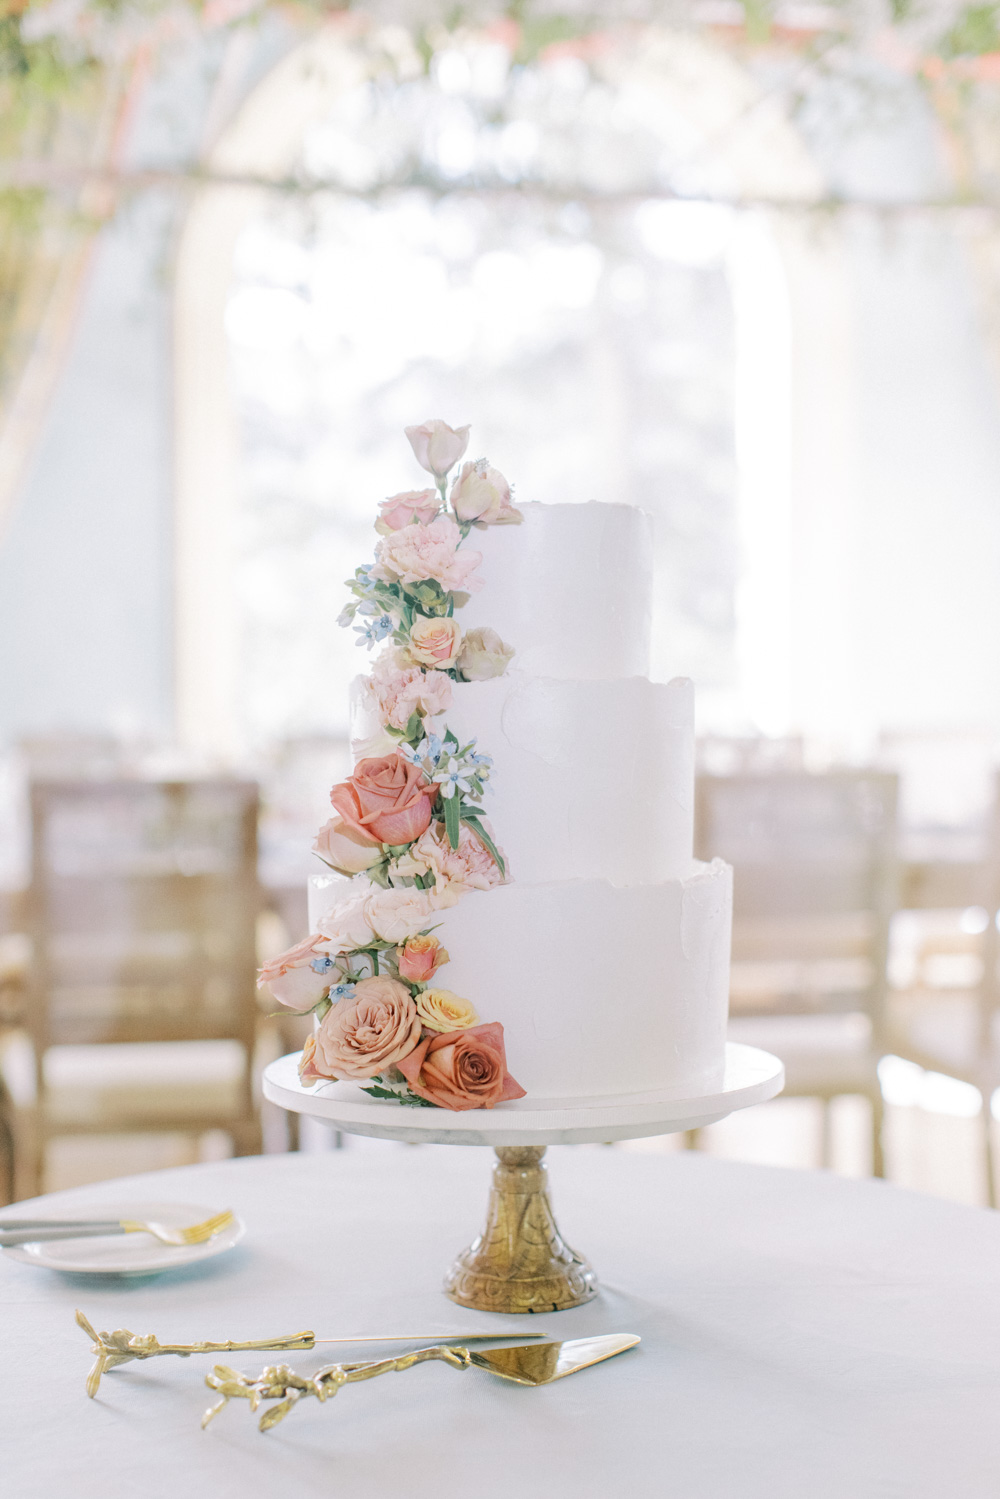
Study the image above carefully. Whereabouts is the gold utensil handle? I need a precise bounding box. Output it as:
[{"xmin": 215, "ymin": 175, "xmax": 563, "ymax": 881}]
[{"xmin": 202, "ymin": 1346, "xmax": 472, "ymax": 1431}]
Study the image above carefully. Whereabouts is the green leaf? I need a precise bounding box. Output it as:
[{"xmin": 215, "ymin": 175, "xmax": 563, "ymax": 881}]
[{"xmin": 444, "ymin": 791, "xmax": 461, "ymax": 850}]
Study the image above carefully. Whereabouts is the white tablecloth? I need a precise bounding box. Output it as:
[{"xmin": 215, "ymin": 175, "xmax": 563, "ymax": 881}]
[{"xmin": 3, "ymin": 1146, "xmax": 999, "ymax": 1498}]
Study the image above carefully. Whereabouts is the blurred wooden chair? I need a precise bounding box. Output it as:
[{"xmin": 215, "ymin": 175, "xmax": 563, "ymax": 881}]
[
  {"xmin": 1, "ymin": 778, "xmax": 263, "ymax": 1200},
  {"xmin": 886, "ymin": 769, "xmax": 1000, "ymax": 1204},
  {"xmin": 695, "ymin": 770, "xmax": 899, "ymax": 1174},
  {"xmin": 696, "ymin": 735, "xmax": 805, "ymax": 777}
]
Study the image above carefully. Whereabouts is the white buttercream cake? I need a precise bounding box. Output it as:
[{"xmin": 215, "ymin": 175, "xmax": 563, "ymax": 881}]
[{"xmin": 310, "ymin": 500, "xmax": 732, "ymax": 1104}]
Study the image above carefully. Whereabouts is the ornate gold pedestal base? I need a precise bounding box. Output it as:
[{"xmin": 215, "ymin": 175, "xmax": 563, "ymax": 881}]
[{"xmin": 444, "ymin": 1146, "xmax": 598, "ymax": 1313}]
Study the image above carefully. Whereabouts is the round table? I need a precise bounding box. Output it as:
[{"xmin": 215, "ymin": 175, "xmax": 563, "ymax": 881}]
[{"xmin": 3, "ymin": 1147, "xmax": 1000, "ymax": 1498}]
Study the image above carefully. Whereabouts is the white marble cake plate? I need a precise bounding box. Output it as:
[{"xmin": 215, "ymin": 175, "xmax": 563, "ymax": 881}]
[{"xmin": 262, "ymin": 1042, "xmax": 784, "ymax": 1147}]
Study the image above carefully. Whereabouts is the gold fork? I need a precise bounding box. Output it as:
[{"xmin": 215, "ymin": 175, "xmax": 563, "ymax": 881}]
[{"xmin": 0, "ymin": 1209, "xmax": 234, "ymax": 1248}]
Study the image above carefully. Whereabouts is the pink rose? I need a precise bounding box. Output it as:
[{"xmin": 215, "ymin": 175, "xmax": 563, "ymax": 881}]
[
  {"xmin": 313, "ymin": 976, "xmax": 421, "ymax": 1081},
  {"xmin": 455, "ymin": 626, "xmax": 515, "ymax": 682},
  {"xmin": 397, "ymin": 1021, "xmax": 526, "ymax": 1111},
  {"xmin": 408, "ymin": 616, "xmax": 462, "ymax": 669},
  {"xmin": 376, "ymin": 489, "xmax": 440, "ymax": 535},
  {"xmin": 258, "ymin": 934, "xmax": 335, "ymax": 1011},
  {"xmin": 407, "ymin": 821, "xmax": 507, "ymax": 894},
  {"xmin": 397, "ymin": 933, "xmax": 449, "ymax": 984},
  {"xmin": 405, "ymin": 420, "xmax": 470, "ymax": 477},
  {"xmin": 313, "ymin": 815, "xmax": 383, "ymax": 874},
  {"xmin": 371, "ymin": 515, "xmax": 482, "ymax": 594},
  {"xmin": 368, "ymin": 654, "xmax": 453, "ymax": 731},
  {"xmin": 331, "ymin": 753, "xmax": 438, "ymax": 846},
  {"xmin": 450, "ymin": 459, "xmax": 522, "ymax": 526}
]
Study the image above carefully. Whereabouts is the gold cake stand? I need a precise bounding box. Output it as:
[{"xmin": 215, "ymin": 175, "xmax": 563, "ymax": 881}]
[{"xmin": 262, "ymin": 1043, "xmax": 784, "ymax": 1314}]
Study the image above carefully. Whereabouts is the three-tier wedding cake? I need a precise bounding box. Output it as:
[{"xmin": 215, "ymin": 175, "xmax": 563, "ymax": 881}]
[{"xmin": 260, "ymin": 422, "xmax": 731, "ymax": 1110}]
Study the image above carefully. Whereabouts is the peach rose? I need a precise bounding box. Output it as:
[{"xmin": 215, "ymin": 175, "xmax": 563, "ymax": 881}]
[
  {"xmin": 371, "ymin": 515, "xmax": 482, "ymax": 594},
  {"xmin": 363, "ymin": 885, "xmax": 439, "ymax": 944},
  {"xmin": 313, "ymin": 976, "xmax": 421, "ymax": 1081},
  {"xmin": 450, "ymin": 459, "xmax": 522, "ymax": 526},
  {"xmin": 313, "ymin": 815, "xmax": 383, "ymax": 874},
  {"xmin": 298, "ymin": 1033, "xmax": 330, "ymax": 1083},
  {"xmin": 258, "ymin": 934, "xmax": 336, "ymax": 1011},
  {"xmin": 398, "ymin": 933, "xmax": 449, "ymax": 984},
  {"xmin": 331, "ymin": 753, "xmax": 438, "ymax": 846},
  {"xmin": 415, "ymin": 988, "xmax": 478, "ymax": 1033},
  {"xmin": 405, "ymin": 420, "xmax": 470, "ymax": 477},
  {"xmin": 455, "ymin": 626, "xmax": 515, "ymax": 682},
  {"xmin": 376, "ymin": 489, "xmax": 440, "ymax": 535},
  {"xmin": 315, "ymin": 886, "xmax": 375, "ymax": 953},
  {"xmin": 408, "ymin": 616, "xmax": 462, "ymax": 669},
  {"xmin": 397, "ymin": 1021, "xmax": 525, "ymax": 1111}
]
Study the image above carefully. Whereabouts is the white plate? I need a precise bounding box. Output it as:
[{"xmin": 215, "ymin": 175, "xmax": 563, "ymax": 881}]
[{"xmin": 0, "ymin": 1200, "xmax": 245, "ymax": 1275}]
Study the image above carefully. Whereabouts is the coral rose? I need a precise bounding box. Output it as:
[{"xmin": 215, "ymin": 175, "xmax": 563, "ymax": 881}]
[
  {"xmin": 313, "ymin": 976, "xmax": 421, "ymax": 1081},
  {"xmin": 371, "ymin": 515, "xmax": 482, "ymax": 594},
  {"xmin": 258, "ymin": 934, "xmax": 335, "ymax": 1011},
  {"xmin": 398, "ymin": 933, "xmax": 448, "ymax": 984},
  {"xmin": 363, "ymin": 886, "xmax": 439, "ymax": 944},
  {"xmin": 376, "ymin": 489, "xmax": 439, "ymax": 535},
  {"xmin": 331, "ymin": 753, "xmax": 438, "ymax": 846},
  {"xmin": 408, "ymin": 616, "xmax": 462, "ymax": 669},
  {"xmin": 313, "ymin": 815, "xmax": 382, "ymax": 874},
  {"xmin": 405, "ymin": 420, "xmax": 470, "ymax": 477},
  {"xmin": 450, "ymin": 459, "xmax": 522, "ymax": 526},
  {"xmin": 397, "ymin": 1021, "xmax": 526, "ymax": 1111},
  {"xmin": 415, "ymin": 988, "xmax": 478, "ymax": 1033},
  {"xmin": 456, "ymin": 626, "xmax": 515, "ymax": 681}
]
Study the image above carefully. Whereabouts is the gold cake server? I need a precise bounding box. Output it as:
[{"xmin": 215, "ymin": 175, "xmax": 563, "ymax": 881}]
[
  {"xmin": 75, "ymin": 1310, "xmax": 543, "ymax": 1397},
  {"xmin": 202, "ymin": 1334, "xmax": 641, "ymax": 1431}
]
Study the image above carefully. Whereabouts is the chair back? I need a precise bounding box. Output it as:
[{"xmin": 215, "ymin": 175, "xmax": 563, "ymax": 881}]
[
  {"xmin": 26, "ymin": 779, "xmax": 260, "ymax": 1056},
  {"xmin": 695, "ymin": 771, "xmax": 899, "ymax": 1036}
]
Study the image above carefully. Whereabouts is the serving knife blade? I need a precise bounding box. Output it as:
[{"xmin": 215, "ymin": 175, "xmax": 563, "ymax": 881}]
[{"xmin": 466, "ymin": 1333, "xmax": 640, "ymax": 1385}]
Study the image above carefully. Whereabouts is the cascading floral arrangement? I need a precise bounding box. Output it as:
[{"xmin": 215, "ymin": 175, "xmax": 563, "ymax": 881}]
[{"xmin": 259, "ymin": 420, "xmax": 526, "ymax": 1112}]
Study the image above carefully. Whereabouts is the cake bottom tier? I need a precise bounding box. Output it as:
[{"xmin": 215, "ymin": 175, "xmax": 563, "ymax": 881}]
[{"xmin": 309, "ymin": 858, "xmax": 732, "ymax": 1102}]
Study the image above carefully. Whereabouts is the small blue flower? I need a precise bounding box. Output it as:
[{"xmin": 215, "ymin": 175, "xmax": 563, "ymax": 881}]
[
  {"xmin": 309, "ymin": 956, "xmax": 337, "ymax": 975},
  {"xmin": 328, "ymin": 983, "xmax": 357, "ymax": 1004},
  {"xmin": 353, "ymin": 614, "xmax": 394, "ymax": 649}
]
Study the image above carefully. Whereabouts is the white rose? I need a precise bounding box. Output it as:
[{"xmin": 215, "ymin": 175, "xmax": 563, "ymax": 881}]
[
  {"xmin": 456, "ymin": 626, "xmax": 515, "ymax": 682},
  {"xmin": 363, "ymin": 886, "xmax": 439, "ymax": 944},
  {"xmin": 315, "ymin": 887, "xmax": 375, "ymax": 953}
]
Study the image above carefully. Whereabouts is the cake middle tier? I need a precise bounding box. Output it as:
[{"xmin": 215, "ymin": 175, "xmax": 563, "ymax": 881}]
[{"xmin": 352, "ymin": 672, "xmax": 696, "ymax": 885}]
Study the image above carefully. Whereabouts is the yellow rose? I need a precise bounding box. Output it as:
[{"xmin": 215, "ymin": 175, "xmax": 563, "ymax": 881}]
[
  {"xmin": 415, "ymin": 987, "xmax": 479, "ymax": 1034},
  {"xmin": 408, "ymin": 616, "xmax": 462, "ymax": 669}
]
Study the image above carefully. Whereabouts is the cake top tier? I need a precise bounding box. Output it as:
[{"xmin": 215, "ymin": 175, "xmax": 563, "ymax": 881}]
[{"xmin": 460, "ymin": 501, "xmax": 652, "ymax": 680}]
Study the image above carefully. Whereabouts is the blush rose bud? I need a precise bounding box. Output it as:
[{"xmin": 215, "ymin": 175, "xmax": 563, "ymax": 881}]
[
  {"xmin": 375, "ymin": 489, "xmax": 440, "ymax": 535},
  {"xmin": 398, "ymin": 933, "xmax": 449, "ymax": 984},
  {"xmin": 405, "ymin": 420, "xmax": 470, "ymax": 477},
  {"xmin": 450, "ymin": 459, "xmax": 522, "ymax": 526},
  {"xmin": 313, "ymin": 815, "xmax": 383, "ymax": 874},
  {"xmin": 456, "ymin": 625, "xmax": 515, "ymax": 682}
]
